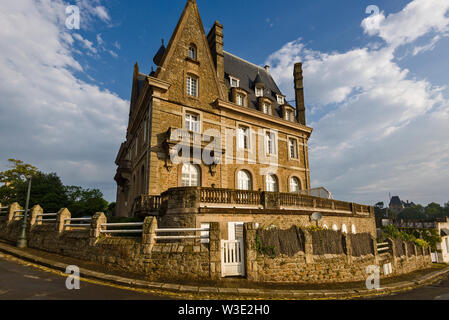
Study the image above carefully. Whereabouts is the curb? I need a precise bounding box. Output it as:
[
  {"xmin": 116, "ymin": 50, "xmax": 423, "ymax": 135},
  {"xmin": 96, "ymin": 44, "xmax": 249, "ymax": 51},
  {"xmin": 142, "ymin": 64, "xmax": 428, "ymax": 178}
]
[{"xmin": 1, "ymin": 242, "xmax": 448, "ymax": 299}]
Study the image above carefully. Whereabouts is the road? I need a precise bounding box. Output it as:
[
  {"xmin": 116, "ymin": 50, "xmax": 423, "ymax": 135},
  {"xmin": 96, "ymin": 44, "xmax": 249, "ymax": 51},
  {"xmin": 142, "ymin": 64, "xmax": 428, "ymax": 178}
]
[
  {"xmin": 372, "ymin": 276, "xmax": 449, "ymax": 300},
  {"xmin": 0, "ymin": 253, "xmax": 174, "ymax": 300}
]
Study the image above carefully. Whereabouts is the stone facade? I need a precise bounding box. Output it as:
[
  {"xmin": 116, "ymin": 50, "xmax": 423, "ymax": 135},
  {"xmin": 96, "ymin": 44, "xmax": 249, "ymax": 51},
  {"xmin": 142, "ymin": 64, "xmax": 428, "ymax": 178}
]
[{"xmin": 114, "ymin": 0, "xmax": 313, "ymax": 217}]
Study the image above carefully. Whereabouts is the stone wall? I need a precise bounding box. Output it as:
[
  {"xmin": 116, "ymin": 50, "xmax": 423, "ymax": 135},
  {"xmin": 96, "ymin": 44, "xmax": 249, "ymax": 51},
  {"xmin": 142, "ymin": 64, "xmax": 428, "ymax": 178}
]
[
  {"xmin": 0, "ymin": 203, "xmax": 433, "ymax": 285},
  {"xmin": 244, "ymin": 223, "xmax": 433, "ymax": 284}
]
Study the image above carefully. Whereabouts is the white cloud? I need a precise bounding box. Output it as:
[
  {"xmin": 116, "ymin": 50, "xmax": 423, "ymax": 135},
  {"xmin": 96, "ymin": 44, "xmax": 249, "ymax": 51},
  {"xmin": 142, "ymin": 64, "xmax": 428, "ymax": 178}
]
[
  {"xmin": 0, "ymin": 0, "xmax": 128, "ymax": 200},
  {"xmin": 266, "ymin": 0, "xmax": 449, "ymax": 205},
  {"xmin": 93, "ymin": 6, "xmax": 110, "ymax": 22}
]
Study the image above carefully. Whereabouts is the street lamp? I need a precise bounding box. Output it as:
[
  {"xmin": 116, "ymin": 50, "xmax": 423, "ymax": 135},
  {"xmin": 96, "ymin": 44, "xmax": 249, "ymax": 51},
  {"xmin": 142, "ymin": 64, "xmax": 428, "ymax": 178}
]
[{"xmin": 17, "ymin": 176, "xmax": 32, "ymax": 248}]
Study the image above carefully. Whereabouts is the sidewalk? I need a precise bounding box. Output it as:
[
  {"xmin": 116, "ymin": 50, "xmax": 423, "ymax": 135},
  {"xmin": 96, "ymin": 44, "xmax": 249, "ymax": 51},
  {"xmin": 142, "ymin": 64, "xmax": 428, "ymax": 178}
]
[{"xmin": 0, "ymin": 240, "xmax": 448, "ymax": 299}]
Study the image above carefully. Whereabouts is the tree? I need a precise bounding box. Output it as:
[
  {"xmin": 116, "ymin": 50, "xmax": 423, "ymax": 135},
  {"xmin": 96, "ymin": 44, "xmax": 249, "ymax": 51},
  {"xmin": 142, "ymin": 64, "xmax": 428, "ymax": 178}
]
[
  {"xmin": 397, "ymin": 205, "xmax": 427, "ymax": 220},
  {"xmin": 65, "ymin": 186, "xmax": 108, "ymax": 217},
  {"xmin": 425, "ymin": 202, "xmax": 444, "ymax": 219},
  {"xmin": 0, "ymin": 159, "xmax": 38, "ymax": 204},
  {"xmin": 15, "ymin": 172, "xmax": 69, "ymax": 213}
]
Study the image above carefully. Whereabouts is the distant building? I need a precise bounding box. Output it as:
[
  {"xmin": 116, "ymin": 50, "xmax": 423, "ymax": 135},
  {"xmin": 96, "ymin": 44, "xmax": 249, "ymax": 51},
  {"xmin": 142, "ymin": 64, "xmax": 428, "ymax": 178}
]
[{"xmin": 389, "ymin": 196, "xmax": 415, "ymax": 214}]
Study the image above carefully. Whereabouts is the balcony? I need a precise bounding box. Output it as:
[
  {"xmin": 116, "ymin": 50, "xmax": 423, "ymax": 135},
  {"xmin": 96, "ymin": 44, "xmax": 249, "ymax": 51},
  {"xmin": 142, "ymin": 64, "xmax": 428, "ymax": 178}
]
[{"xmin": 132, "ymin": 187, "xmax": 373, "ymax": 217}]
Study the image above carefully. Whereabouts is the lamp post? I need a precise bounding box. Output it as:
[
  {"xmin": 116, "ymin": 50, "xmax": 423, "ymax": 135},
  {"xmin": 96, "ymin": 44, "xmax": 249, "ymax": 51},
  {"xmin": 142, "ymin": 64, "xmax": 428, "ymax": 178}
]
[{"xmin": 17, "ymin": 176, "xmax": 32, "ymax": 248}]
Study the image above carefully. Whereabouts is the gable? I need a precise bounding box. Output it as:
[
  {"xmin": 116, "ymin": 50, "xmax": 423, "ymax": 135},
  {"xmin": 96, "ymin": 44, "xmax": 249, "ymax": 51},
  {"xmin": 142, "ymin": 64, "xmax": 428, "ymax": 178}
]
[{"xmin": 155, "ymin": 0, "xmax": 224, "ymax": 107}]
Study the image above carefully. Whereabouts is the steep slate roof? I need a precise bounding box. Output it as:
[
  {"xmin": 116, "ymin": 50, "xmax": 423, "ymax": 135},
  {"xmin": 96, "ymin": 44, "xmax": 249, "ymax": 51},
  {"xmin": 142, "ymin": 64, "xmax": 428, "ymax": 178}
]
[
  {"xmin": 389, "ymin": 196, "xmax": 402, "ymax": 206},
  {"xmin": 223, "ymin": 51, "xmax": 288, "ymax": 118}
]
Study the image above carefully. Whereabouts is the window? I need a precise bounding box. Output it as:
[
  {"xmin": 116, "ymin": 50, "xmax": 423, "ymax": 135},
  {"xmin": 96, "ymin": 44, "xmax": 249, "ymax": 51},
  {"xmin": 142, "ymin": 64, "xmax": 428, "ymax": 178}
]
[
  {"xmin": 182, "ymin": 163, "xmax": 200, "ymax": 186},
  {"xmin": 255, "ymin": 87, "xmax": 264, "ymax": 97},
  {"xmin": 185, "ymin": 112, "xmax": 200, "ymax": 133},
  {"xmin": 289, "ymin": 138, "xmax": 298, "ymax": 159},
  {"xmin": 266, "ymin": 174, "xmax": 278, "ymax": 192},
  {"xmin": 188, "ymin": 44, "xmax": 197, "ymax": 60},
  {"xmin": 238, "ymin": 126, "xmax": 250, "ymax": 149},
  {"xmin": 237, "ymin": 170, "xmax": 252, "ymax": 190},
  {"xmin": 332, "ymin": 224, "xmax": 338, "ymax": 231},
  {"xmin": 263, "ymin": 103, "xmax": 272, "ymax": 115},
  {"xmin": 351, "ymin": 224, "xmax": 357, "ymax": 234},
  {"xmin": 266, "ymin": 131, "xmax": 276, "ymax": 155},
  {"xmin": 342, "ymin": 224, "xmax": 348, "ymax": 234},
  {"xmin": 236, "ymin": 93, "xmax": 246, "ymax": 107},
  {"xmin": 285, "ymin": 109, "xmax": 294, "ymax": 121},
  {"xmin": 277, "ymin": 95, "xmax": 285, "ymax": 105},
  {"xmin": 230, "ymin": 76, "xmax": 239, "ymax": 88},
  {"xmin": 186, "ymin": 75, "xmax": 198, "ymax": 97},
  {"xmin": 290, "ymin": 177, "xmax": 301, "ymax": 193}
]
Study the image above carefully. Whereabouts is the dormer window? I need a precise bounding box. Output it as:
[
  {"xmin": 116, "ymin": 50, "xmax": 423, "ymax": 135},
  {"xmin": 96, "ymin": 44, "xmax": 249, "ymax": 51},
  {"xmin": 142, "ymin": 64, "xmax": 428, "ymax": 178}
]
[
  {"xmin": 188, "ymin": 44, "xmax": 197, "ymax": 60},
  {"xmin": 236, "ymin": 93, "xmax": 246, "ymax": 107},
  {"xmin": 263, "ymin": 103, "xmax": 272, "ymax": 115},
  {"xmin": 277, "ymin": 94, "xmax": 285, "ymax": 105},
  {"xmin": 255, "ymin": 87, "xmax": 264, "ymax": 97},
  {"xmin": 285, "ymin": 109, "xmax": 294, "ymax": 121},
  {"xmin": 230, "ymin": 76, "xmax": 240, "ymax": 88}
]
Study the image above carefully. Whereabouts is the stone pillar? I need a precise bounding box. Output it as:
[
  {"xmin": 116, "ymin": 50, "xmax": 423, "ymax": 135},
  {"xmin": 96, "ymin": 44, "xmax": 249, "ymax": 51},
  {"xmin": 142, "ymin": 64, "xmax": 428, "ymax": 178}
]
[
  {"xmin": 387, "ymin": 238, "xmax": 397, "ymax": 268},
  {"xmin": 343, "ymin": 233, "xmax": 353, "ymax": 264},
  {"xmin": 303, "ymin": 228, "xmax": 314, "ymax": 264},
  {"xmin": 56, "ymin": 208, "xmax": 71, "ymax": 233},
  {"xmin": 209, "ymin": 222, "xmax": 221, "ymax": 280},
  {"xmin": 90, "ymin": 212, "xmax": 107, "ymax": 246},
  {"xmin": 142, "ymin": 216, "xmax": 157, "ymax": 255},
  {"xmin": 8, "ymin": 202, "xmax": 21, "ymax": 223},
  {"xmin": 372, "ymin": 236, "xmax": 379, "ymax": 265},
  {"xmin": 403, "ymin": 241, "xmax": 409, "ymax": 261},
  {"xmin": 244, "ymin": 222, "xmax": 258, "ymax": 281},
  {"xmin": 30, "ymin": 205, "xmax": 43, "ymax": 227}
]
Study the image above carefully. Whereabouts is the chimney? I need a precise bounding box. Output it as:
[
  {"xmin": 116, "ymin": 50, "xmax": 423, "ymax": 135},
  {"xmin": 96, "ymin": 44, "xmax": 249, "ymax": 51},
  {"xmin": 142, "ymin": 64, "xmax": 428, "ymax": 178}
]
[
  {"xmin": 294, "ymin": 62, "xmax": 306, "ymax": 125},
  {"xmin": 207, "ymin": 21, "xmax": 224, "ymax": 80},
  {"xmin": 264, "ymin": 65, "xmax": 270, "ymax": 73}
]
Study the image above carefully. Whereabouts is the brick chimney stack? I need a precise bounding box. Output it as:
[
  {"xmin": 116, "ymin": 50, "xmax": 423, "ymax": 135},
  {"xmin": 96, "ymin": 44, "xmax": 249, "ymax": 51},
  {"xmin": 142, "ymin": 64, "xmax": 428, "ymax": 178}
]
[
  {"xmin": 294, "ymin": 62, "xmax": 306, "ymax": 125},
  {"xmin": 207, "ymin": 21, "xmax": 224, "ymax": 81}
]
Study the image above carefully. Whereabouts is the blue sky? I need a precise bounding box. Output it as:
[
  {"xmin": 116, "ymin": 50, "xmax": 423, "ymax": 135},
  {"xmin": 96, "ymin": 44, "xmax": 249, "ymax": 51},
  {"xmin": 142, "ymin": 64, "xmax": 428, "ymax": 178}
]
[{"xmin": 0, "ymin": 0, "xmax": 448, "ymax": 207}]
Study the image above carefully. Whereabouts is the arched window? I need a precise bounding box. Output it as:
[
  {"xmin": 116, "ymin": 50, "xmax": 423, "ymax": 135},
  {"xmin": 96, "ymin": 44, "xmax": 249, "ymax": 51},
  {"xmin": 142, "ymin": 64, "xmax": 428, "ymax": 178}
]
[
  {"xmin": 342, "ymin": 224, "xmax": 348, "ymax": 234},
  {"xmin": 181, "ymin": 163, "xmax": 200, "ymax": 186},
  {"xmin": 188, "ymin": 44, "xmax": 197, "ymax": 60},
  {"xmin": 323, "ymin": 224, "xmax": 329, "ymax": 230},
  {"xmin": 351, "ymin": 224, "xmax": 357, "ymax": 234},
  {"xmin": 237, "ymin": 170, "xmax": 252, "ymax": 190},
  {"xmin": 266, "ymin": 174, "xmax": 278, "ymax": 192},
  {"xmin": 289, "ymin": 177, "xmax": 301, "ymax": 193},
  {"xmin": 332, "ymin": 224, "xmax": 338, "ymax": 231}
]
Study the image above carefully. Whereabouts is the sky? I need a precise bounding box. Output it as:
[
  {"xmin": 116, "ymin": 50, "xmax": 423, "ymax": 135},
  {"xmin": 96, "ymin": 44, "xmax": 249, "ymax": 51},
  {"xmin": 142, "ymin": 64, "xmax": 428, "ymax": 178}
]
[{"xmin": 0, "ymin": 0, "xmax": 448, "ymax": 207}]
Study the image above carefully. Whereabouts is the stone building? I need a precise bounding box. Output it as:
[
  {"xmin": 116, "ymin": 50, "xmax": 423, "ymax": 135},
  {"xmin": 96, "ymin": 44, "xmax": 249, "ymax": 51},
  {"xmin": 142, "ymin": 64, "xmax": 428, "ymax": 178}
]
[{"xmin": 114, "ymin": 0, "xmax": 375, "ymax": 245}]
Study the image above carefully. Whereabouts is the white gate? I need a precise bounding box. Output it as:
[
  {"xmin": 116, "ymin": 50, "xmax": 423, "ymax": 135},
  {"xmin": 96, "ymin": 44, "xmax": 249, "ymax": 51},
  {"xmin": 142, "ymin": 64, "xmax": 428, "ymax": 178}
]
[{"xmin": 221, "ymin": 239, "xmax": 245, "ymax": 277}]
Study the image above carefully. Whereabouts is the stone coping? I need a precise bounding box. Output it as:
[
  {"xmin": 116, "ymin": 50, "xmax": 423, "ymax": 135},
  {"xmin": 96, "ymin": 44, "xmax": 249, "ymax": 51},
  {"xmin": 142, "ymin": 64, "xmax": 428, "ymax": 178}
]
[{"xmin": 0, "ymin": 241, "xmax": 448, "ymax": 299}]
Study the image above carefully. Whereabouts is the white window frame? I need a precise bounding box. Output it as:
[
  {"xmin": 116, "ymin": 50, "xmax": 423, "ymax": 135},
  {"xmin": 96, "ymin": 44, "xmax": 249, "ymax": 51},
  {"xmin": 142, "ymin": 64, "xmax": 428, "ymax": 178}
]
[
  {"xmin": 266, "ymin": 174, "xmax": 278, "ymax": 192},
  {"xmin": 188, "ymin": 45, "xmax": 197, "ymax": 60},
  {"xmin": 285, "ymin": 109, "xmax": 294, "ymax": 121},
  {"xmin": 236, "ymin": 93, "xmax": 246, "ymax": 107},
  {"xmin": 185, "ymin": 112, "xmax": 200, "ymax": 133},
  {"xmin": 237, "ymin": 170, "xmax": 252, "ymax": 191},
  {"xmin": 186, "ymin": 75, "xmax": 198, "ymax": 97},
  {"xmin": 263, "ymin": 103, "xmax": 272, "ymax": 115},
  {"xmin": 289, "ymin": 138, "xmax": 298, "ymax": 159},
  {"xmin": 277, "ymin": 95, "xmax": 285, "ymax": 105},
  {"xmin": 255, "ymin": 87, "xmax": 264, "ymax": 97},
  {"xmin": 265, "ymin": 131, "xmax": 277, "ymax": 155},
  {"xmin": 237, "ymin": 126, "xmax": 250, "ymax": 150},
  {"xmin": 230, "ymin": 76, "xmax": 240, "ymax": 88},
  {"xmin": 181, "ymin": 163, "xmax": 200, "ymax": 187},
  {"xmin": 289, "ymin": 177, "xmax": 300, "ymax": 193}
]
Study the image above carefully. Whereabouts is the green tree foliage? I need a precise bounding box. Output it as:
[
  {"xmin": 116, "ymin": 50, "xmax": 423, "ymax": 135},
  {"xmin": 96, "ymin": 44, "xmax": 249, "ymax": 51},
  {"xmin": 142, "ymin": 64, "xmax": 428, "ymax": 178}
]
[
  {"xmin": 0, "ymin": 159, "xmax": 109, "ymax": 217},
  {"xmin": 0, "ymin": 159, "xmax": 39, "ymax": 204},
  {"xmin": 15, "ymin": 172, "xmax": 68, "ymax": 213},
  {"xmin": 381, "ymin": 224, "xmax": 441, "ymax": 251},
  {"xmin": 397, "ymin": 205, "xmax": 426, "ymax": 220},
  {"xmin": 65, "ymin": 186, "xmax": 108, "ymax": 217},
  {"xmin": 425, "ymin": 202, "xmax": 444, "ymax": 218}
]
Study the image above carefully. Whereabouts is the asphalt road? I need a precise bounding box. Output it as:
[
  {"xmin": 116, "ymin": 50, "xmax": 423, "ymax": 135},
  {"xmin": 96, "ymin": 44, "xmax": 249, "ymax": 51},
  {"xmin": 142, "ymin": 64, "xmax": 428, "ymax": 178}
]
[
  {"xmin": 372, "ymin": 276, "xmax": 449, "ymax": 300},
  {"xmin": 0, "ymin": 254, "xmax": 173, "ymax": 300}
]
